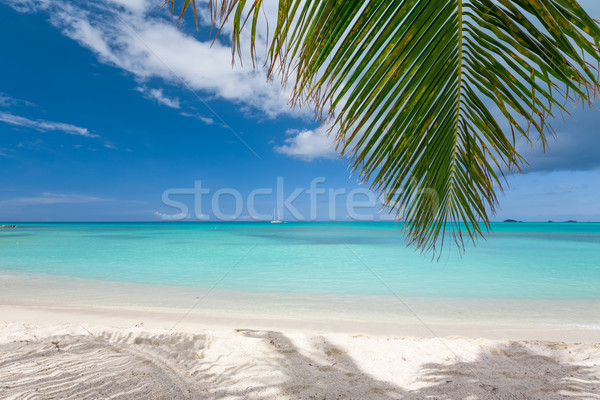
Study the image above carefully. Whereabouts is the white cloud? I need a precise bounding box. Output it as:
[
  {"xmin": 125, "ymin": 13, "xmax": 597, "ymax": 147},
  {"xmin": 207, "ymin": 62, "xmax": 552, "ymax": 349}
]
[
  {"xmin": 0, "ymin": 92, "xmax": 35, "ymax": 108},
  {"xmin": 0, "ymin": 112, "xmax": 99, "ymax": 138},
  {"xmin": 136, "ymin": 86, "xmax": 180, "ymax": 108},
  {"xmin": 108, "ymin": 0, "xmax": 149, "ymax": 13},
  {"xmin": 0, "ymin": 93, "xmax": 14, "ymax": 107},
  {"xmin": 154, "ymin": 211, "xmax": 190, "ymax": 221},
  {"xmin": 274, "ymin": 127, "xmax": 338, "ymax": 161},
  {"xmin": 198, "ymin": 116, "xmax": 215, "ymax": 125},
  {"xmin": 0, "ymin": 192, "xmax": 109, "ymax": 206},
  {"xmin": 10, "ymin": 0, "xmax": 292, "ymax": 117},
  {"xmin": 180, "ymin": 112, "xmax": 216, "ymax": 125},
  {"xmin": 6, "ymin": 0, "xmax": 51, "ymax": 13}
]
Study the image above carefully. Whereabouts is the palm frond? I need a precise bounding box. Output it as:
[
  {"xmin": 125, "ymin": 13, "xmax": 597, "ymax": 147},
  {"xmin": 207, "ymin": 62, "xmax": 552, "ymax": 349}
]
[{"xmin": 166, "ymin": 0, "xmax": 600, "ymax": 253}]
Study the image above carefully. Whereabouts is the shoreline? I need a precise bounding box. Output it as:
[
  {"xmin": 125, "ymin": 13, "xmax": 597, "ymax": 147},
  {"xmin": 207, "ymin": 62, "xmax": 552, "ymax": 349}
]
[
  {"xmin": 1, "ymin": 271, "xmax": 599, "ymax": 341},
  {"xmin": 2, "ymin": 303, "xmax": 599, "ymax": 343}
]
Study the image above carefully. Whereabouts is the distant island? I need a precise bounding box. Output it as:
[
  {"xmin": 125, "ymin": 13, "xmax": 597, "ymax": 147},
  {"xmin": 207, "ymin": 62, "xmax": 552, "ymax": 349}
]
[
  {"xmin": 566, "ymin": 220, "xmax": 578, "ymax": 223},
  {"xmin": 0, "ymin": 225, "xmax": 18, "ymax": 228},
  {"xmin": 503, "ymin": 219, "xmax": 520, "ymax": 223}
]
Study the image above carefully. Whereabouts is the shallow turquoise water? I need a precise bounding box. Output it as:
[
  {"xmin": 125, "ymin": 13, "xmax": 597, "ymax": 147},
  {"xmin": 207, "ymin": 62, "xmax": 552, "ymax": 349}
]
[{"xmin": 0, "ymin": 222, "xmax": 599, "ymax": 300}]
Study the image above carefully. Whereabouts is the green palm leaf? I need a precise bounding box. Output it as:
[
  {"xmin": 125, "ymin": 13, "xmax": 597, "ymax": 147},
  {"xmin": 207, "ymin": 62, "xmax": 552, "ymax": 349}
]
[{"xmin": 166, "ymin": 0, "xmax": 600, "ymax": 253}]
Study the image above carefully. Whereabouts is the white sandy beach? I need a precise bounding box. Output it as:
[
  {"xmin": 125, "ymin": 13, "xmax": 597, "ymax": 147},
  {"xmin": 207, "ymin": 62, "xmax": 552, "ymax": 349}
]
[
  {"xmin": 1, "ymin": 273, "xmax": 600, "ymax": 399},
  {"xmin": 1, "ymin": 316, "xmax": 599, "ymax": 399}
]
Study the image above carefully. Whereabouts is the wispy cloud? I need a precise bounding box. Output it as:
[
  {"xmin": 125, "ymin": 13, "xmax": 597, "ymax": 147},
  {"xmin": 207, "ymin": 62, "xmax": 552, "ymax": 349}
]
[
  {"xmin": 0, "ymin": 92, "xmax": 36, "ymax": 108},
  {"xmin": 180, "ymin": 112, "xmax": 216, "ymax": 125},
  {"xmin": 0, "ymin": 112, "xmax": 99, "ymax": 138},
  {"xmin": 9, "ymin": 0, "xmax": 293, "ymax": 118},
  {"xmin": 274, "ymin": 127, "xmax": 338, "ymax": 161},
  {"xmin": 0, "ymin": 93, "xmax": 16, "ymax": 107},
  {"xmin": 0, "ymin": 192, "xmax": 110, "ymax": 206},
  {"xmin": 153, "ymin": 211, "xmax": 190, "ymax": 221},
  {"xmin": 136, "ymin": 86, "xmax": 180, "ymax": 109}
]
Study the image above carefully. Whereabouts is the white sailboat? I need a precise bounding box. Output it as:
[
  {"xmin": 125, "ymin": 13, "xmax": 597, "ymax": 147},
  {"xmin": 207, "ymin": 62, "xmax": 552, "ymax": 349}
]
[{"xmin": 270, "ymin": 208, "xmax": 282, "ymax": 224}]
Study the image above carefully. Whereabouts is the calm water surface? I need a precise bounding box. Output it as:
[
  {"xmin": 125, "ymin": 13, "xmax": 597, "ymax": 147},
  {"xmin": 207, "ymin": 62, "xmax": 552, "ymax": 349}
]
[{"xmin": 0, "ymin": 222, "xmax": 599, "ymax": 300}]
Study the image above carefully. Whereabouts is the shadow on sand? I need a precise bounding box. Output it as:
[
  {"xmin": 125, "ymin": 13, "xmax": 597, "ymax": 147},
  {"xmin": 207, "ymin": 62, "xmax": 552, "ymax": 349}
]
[{"xmin": 0, "ymin": 329, "xmax": 598, "ymax": 399}]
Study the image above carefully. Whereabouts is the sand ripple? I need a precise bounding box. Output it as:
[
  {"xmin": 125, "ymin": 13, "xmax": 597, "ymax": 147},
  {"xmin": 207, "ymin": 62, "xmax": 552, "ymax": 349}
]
[{"xmin": 1, "ymin": 324, "xmax": 599, "ymax": 399}]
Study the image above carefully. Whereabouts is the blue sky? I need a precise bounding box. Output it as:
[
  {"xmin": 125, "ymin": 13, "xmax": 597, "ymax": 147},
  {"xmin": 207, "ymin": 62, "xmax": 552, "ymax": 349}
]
[{"xmin": 0, "ymin": 0, "xmax": 599, "ymax": 222}]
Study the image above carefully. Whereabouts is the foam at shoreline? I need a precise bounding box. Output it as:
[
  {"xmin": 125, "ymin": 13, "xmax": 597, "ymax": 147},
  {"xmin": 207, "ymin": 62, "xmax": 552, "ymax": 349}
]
[{"xmin": 2, "ymin": 272, "xmax": 599, "ymax": 341}]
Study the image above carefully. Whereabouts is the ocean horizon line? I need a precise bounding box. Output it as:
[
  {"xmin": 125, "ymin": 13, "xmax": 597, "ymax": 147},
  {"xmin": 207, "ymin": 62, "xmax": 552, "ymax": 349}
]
[{"xmin": 3, "ymin": 220, "xmax": 600, "ymax": 224}]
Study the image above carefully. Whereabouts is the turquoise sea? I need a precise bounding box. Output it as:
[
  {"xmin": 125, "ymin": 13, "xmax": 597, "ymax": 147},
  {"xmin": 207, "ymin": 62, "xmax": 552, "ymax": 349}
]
[{"xmin": 1, "ymin": 222, "xmax": 599, "ymax": 300}]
